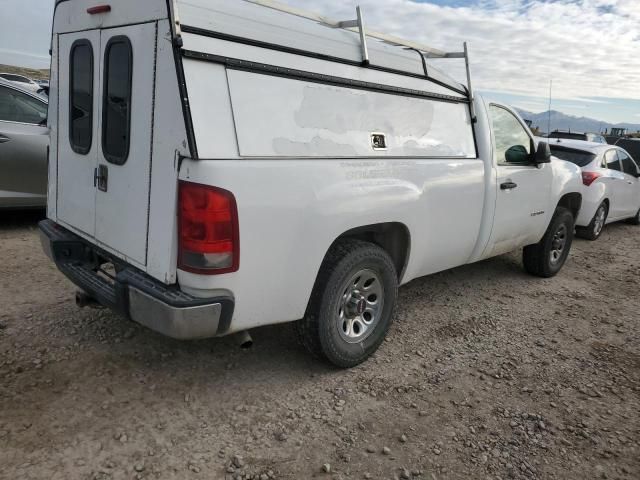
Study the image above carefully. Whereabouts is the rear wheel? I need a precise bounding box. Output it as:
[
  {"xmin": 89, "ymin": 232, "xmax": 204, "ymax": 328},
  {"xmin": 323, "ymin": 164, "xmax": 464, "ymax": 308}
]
[
  {"xmin": 626, "ymin": 208, "xmax": 640, "ymax": 225},
  {"xmin": 296, "ymin": 239, "xmax": 398, "ymax": 368},
  {"xmin": 523, "ymin": 207, "xmax": 574, "ymax": 278},
  {"xmin": 576, "ymin": 202, "xmax": 608, "ymax": 240}
]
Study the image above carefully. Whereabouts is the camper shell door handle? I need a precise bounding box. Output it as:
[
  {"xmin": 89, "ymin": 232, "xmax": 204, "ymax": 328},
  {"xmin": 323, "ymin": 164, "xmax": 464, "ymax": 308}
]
[{"xmin": 94, "ymin": 165, "xmax": 108, "ymax": 192}]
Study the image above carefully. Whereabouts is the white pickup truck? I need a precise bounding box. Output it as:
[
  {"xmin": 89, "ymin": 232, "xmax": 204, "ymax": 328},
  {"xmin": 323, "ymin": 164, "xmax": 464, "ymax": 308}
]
[{"xmin": 40, "ymin": 0, "xmax": 583, "ymax": 367}]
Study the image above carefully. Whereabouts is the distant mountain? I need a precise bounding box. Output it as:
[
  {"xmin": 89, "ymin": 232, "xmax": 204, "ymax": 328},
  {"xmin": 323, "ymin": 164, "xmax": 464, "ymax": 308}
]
[
  {"xmin": 515, "ymin": 109, "xmax": 640, "ymax": 135},
  {"xmin": 0, "ymin": 64, "xmax": 49, "ymax": 81}
]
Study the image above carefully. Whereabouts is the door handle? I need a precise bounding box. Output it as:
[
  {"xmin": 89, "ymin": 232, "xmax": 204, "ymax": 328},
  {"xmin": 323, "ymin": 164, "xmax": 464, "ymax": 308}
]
[
  {"xmin": 94, "ymin": 165, "xmax": 108, "ymax": 192},
  {"xmin": 500, "ymin": 181, "xmax": 518, "ymax": 190},
  {"xmin": 0, "ymin": 135, "xmax": 10, "ymax": 143}
]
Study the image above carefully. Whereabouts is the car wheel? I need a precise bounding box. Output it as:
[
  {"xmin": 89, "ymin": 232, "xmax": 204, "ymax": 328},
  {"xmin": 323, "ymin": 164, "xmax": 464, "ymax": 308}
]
[
  {"xmin": 523, "ymin": 207, "xmax": 574, "ymax": 278},
  {"xmin": 296, "ymin": 239, "xmax": 398, "ymax": 368},
  {"xmin": 626, "ymin": 208, "xmax": 640, "ymax": 225},
  {"xmin": 576, "ymin": 202, "xmax": 608, "ymax": 240}
]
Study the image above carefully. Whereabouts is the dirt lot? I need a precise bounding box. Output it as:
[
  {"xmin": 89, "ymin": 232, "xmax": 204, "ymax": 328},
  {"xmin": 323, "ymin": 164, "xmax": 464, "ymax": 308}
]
[{"xmin": 1, "ymin": 211, "xmax": 638, "ymax": 480}]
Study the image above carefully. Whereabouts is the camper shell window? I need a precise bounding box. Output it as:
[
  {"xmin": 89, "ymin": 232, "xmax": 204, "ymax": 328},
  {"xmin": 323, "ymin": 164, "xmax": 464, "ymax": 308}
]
[
  {"xmin": 69, "ymin": 39, "xmax": 94, "ymax": 154},
  {"xmin": 102, "ymin": 36, "xmax": 132, "ymax": 165}
]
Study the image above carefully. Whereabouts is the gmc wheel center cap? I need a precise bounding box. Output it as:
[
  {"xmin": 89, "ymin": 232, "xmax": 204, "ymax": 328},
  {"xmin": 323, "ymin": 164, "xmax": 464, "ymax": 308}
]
[
  {"xmin": 346, "ymin": 291, "xmax": 367, "ymax": 317},
  {"xmin": 356, "ymin": 297, "xmax": 366, "ymax": 315}
]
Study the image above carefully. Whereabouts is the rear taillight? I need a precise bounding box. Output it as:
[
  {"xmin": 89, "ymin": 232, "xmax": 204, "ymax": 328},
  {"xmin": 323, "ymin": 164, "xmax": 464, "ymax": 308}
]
[
  {"xmin": 178, "ymin": 181, "xmax": 239, "ymax": 274},
  {"xmin": 582, "ymin": 171, "xmax": 602, "ymax": 186}
]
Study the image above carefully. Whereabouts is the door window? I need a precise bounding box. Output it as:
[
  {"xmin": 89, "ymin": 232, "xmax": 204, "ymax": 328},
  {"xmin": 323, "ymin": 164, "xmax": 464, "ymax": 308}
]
[
  {"xmin": 0, "ymin": 86, "xmax": 47, "ymax": 124},
  {"xmin": 489, "ymin": 105, "xmax": 532, "ymax": 165},
  {"xmin": 69, "ymin": 39, "xmax": 94, "ymax": 154},
  {"xmin": 618, "ymin": 150, "xmax": 638, "ymax": 177},
  {"xmin": 102, "ymin": 36, "xmax": 132, "ymax": 165},
  {"xmin": 604, "ymin": 149, "xmax": 621, "ymax": 171}
]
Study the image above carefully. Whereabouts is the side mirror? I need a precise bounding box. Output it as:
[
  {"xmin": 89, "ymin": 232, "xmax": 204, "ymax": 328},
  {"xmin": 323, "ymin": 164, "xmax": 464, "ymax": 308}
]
[{"xmin": 534, "ymin": 141, "xmax": 551, "ymax": 165}]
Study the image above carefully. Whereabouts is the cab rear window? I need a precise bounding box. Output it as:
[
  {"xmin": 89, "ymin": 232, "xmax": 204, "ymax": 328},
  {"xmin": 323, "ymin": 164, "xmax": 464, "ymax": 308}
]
[
  {"xmin": 69, "ymin": 40, "xmax": 94, "ymax": 154},
  {"xmin": 549, "ymin": 145, "xmax": 596, "ymax": 167},
  {"xmin": 102, "ymin": 36, "xmax": 132, "ymax": 165}
]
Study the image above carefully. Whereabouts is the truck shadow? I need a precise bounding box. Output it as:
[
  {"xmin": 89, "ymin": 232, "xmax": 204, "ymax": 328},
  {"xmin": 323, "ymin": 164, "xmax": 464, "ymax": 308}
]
[
  {"xmin": 18, "ymin": 231, "xmax": 580, "ymax": 392},
  {"xmin": 8, "ymin": 242, "xmax": 578, "ymax": 429},
  {"xmin": 0, "ymin": 209, "xmax": 45, "ymax": 231},
  {"xmin": 574, "ymin": 220, "xmax": 635, "ymax": 241},
  {"xmin": 60, "ymin": 249, "xmax": 531, "ymax": 381}
]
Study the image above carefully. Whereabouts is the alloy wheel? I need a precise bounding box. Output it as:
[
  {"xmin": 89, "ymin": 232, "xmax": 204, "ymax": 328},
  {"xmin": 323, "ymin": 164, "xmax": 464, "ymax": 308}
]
[
  {"xmin": 337, "ymin": 269, "xmax": 384, "ymax": 344},
  {"xmin": 550, "ymin": 224, "xmax": 568, "ymax": 265},
  {"xmin": 593, "ymin": 205, "xmax": 606, "ymax": 236}
]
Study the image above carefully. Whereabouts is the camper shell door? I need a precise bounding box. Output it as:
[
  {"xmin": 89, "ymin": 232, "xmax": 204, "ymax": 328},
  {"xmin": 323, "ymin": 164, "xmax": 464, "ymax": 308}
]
[
  {"xmin": 52, "ymin": 1, "xmax": 180, "ymax": 274},
  {"xmin": 56, "ymin": 22, "xmax": 156, "ymax": 268}
]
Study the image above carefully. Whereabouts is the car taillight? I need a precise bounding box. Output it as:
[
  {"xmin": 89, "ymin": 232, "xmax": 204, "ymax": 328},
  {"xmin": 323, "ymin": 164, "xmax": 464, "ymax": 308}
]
[
  {"xmin": 178, "ymin": 181, "xmax": 239, "ymax": 274},
  {"xmin": 582, "ymin": 171, "xmax": 601, "ymax": 186}
]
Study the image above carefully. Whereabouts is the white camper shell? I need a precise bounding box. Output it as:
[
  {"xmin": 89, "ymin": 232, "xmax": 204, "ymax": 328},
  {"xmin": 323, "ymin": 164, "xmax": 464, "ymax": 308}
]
[{"xmin": 42, "ymin": 0, "xmax": 583, "ymax": 367}]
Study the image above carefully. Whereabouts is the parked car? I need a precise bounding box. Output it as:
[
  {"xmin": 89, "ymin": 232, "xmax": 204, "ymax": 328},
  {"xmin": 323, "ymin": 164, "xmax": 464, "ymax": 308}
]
[
  {"xmin": 613, "ymin": 138, "xmax": 640, "ymax": 167},
  {"xmin": 40, "ymin": 0, "xmax": 583, "ymax": 367},
  {"xmin": 0, "ymin": 78, "xmax": 48, "ymax": 209},
  {"xmin": 0, "ymin": 73, "xmax": 42, "ymax": 94},
  {"xmin": 548, "ymin": 139, "xmax": 640, "ymax": 239},
  {"xmin": 548, "ymin": 130, "xmax": 607, "ymax": 144}
]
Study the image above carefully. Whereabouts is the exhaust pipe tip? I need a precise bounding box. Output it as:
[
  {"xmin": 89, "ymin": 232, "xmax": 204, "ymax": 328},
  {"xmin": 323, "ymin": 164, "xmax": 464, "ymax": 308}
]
[{"xmin": 236, "ymin": 330, "xmax": 253, "ymax": 349}]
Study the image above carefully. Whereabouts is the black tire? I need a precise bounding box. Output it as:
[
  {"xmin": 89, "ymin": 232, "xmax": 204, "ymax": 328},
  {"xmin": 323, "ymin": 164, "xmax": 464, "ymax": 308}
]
[
  {"xmin": 576, "ymin": 202, "xmax": 608, "ymax": 240},
  {"xmin": 523, "ymin": 207, "xmax": 574, "ymax": 278},
  {"xmin": 626, "ymin": 208, "xmax": 640, "ymax": 225},
  {"xmin": 296, "ymin": 239, "xmax": 398, "ymax": 368}
]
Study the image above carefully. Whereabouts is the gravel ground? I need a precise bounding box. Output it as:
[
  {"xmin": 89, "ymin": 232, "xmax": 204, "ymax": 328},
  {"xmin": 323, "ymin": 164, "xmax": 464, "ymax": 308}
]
[{"xmin": 1, "ymin": 210, "xmax": 639, "ymax": 480}]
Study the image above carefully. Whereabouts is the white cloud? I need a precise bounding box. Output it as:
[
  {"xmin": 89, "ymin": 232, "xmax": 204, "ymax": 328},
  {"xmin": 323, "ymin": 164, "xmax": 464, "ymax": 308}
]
[
  {"xmin": 562, "ymin": 97, "xmax": 610, "ymax": 104},
  {"xmin": 282, "ymin": 0, "xmax": 640, "ymax": 101},
  {"xmin": 511, "ymin": 100, "xmax": 549, "ymax": 111}
]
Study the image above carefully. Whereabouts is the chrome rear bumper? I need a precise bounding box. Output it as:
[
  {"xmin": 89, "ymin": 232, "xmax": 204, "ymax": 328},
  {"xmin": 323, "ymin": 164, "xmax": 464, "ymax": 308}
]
[{"xmin": 38, "ymin": 219, "xmax": 233, "ymax": 339}]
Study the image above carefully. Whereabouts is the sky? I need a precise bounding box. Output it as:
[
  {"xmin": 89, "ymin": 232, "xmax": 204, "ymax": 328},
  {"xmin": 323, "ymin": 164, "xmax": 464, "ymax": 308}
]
[
  {"xmin": 0, "ymin": 1, "xmax": 54, "ymax": 70},
  {"xmin": 1, "ymin": 0, "xmax": 638, "ymax": 124}
]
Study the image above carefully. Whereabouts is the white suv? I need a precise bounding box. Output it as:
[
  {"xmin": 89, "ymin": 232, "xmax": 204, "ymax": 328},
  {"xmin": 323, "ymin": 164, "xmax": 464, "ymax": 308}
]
[{"xmin": 549, "ymin": 139, "xmax": 640, "ymax": 239}]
